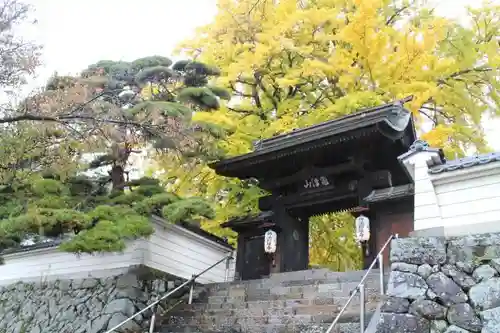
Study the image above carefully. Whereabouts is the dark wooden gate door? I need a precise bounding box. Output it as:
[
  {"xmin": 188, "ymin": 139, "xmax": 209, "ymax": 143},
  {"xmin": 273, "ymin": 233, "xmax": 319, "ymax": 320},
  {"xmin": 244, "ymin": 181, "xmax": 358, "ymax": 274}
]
[
  {"xmin": 377, "ymin": 211, "xmax": 414, "ymax": 267},
  {"xmin": 241, "ymin": 235, "xmax": 270, "ymax": 280}
]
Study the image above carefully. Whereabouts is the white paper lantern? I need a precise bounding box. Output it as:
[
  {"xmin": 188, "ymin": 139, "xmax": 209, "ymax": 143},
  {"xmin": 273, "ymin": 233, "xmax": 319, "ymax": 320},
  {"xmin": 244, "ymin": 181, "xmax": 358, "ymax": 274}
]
[
  {"xmin": 355, "ymin": 214, "xmax": 371, "ymax": 243},
  {"xmin": 264, "ymin": 229, "xmax": 277, "ymax": 253}
]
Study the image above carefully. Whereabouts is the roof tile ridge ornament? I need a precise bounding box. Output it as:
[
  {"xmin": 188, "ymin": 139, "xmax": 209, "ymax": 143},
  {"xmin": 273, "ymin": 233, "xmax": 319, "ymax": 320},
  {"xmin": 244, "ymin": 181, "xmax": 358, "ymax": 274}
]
[
  {"xmin": 392, "ymin": 95, "xmax": 414, "ymax": 108},
  {"xmin": 398, "ymin": 138, "xmax": 446, "ymax": 179},
  {"xmin": 409, "ymin": 139, "xmax": 430, "ymax": 152},
  {"xmin": 401, "ymin": 95, "xmax": 414, "ymax": 103},
  {"xmin": 401, "ymin": 138, "xmax": 445, "ymax": 161}
]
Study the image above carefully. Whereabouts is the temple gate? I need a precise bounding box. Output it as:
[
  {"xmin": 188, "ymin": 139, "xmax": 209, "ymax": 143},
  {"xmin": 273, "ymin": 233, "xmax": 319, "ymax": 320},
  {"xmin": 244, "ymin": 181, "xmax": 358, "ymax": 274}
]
[{"xmin": 210, "ymin": 100, "xmax": 417, "ymax": 281}]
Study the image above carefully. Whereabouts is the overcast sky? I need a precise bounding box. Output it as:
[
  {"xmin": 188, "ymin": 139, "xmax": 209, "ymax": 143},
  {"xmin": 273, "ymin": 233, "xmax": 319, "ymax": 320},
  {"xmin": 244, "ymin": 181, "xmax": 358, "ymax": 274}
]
[{"xmin": 20, "ymin": 0, "xmax": 500, "ymax": 150}]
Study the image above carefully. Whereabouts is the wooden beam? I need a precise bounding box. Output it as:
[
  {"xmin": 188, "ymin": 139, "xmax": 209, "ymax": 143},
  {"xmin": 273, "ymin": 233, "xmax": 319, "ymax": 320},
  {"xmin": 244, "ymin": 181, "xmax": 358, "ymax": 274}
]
[{"xmin": 259, "ymin": 160, "xmax": 365, "ymax": 191}]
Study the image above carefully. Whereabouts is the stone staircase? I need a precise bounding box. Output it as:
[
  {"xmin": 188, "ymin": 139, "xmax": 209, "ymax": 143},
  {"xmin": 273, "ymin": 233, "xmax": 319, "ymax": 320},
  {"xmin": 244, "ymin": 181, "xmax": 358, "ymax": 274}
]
[{"xmin": 158, "ymin": 269, "xmax": 387, "ymax": 333}]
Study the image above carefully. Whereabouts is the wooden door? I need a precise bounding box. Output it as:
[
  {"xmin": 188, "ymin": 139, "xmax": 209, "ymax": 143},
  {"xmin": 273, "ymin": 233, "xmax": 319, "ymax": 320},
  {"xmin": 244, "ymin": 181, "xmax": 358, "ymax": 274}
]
[
  {"xmin": 241, "ymin": 235, "xmax": 271, "ymax": 280},
  {"xmin": 376, "ymin": 212, "xmax": 414, "ymax": 267}
]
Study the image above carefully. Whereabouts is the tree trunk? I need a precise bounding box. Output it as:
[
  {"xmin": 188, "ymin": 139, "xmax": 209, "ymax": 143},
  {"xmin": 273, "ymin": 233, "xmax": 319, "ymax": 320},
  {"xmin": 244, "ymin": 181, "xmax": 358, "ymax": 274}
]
[{"xmin": 110, "ymin": 165, "xmax": 125, "ymax": 191}]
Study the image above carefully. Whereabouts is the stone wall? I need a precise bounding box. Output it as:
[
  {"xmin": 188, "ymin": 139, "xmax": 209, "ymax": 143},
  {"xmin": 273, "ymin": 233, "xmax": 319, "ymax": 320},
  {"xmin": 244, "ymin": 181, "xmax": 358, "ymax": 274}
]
[
  {"xmin": 377, "ymin": 233, "xmax": 500, "ymax": 333},
  {"xmin": 0, "ymin": 267, "xmax": 187, "ymax": 333}
]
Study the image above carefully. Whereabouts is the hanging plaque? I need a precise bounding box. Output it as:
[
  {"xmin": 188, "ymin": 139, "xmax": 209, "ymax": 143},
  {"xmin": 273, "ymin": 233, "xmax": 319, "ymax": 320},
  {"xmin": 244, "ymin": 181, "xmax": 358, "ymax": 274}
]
[{"xmin": 303, "ymin": 176, "xmax": 330, "ymax": 189}]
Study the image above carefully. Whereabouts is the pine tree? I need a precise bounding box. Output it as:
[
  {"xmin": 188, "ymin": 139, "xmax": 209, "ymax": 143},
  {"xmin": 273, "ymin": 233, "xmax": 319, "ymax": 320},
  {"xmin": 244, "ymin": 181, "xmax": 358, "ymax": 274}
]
[
  {"xmin": 43, "ymin": 56, "xmax": 230, "ymax": 191},
  {"xmin": 0, "ymin": 175, "xmax": 215, "ymax": 256},
  {"xmin": 0, "ymin": 56, "xmax": 229, "ymax": 258}
]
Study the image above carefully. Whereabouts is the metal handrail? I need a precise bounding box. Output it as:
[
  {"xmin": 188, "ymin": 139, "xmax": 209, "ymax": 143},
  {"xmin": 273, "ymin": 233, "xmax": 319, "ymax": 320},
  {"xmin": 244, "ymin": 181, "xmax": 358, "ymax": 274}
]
[
  {"xmin": 104, "ymin": 252, "xmax": 234, "ymax": 333},
  {"xmin": 325, "ymin": 234, "xmax": 398, "ymax": 333}
]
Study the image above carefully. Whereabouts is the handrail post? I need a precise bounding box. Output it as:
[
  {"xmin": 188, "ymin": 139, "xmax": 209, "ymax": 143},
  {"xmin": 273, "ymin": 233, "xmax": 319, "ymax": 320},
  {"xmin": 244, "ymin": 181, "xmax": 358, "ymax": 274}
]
[
  {"xmin": 148, "ymin": 296, "xmax": 157, "ymax": 333},
  {"xmin": 359, "ymin": 284, "xmax": 365, "ymax": 333},
  {"xmin": 378, "ymin": 253, "xmax": 384, "ymax": 295},
  {"xmin": 188, "ymin": 275, "xmax": 195, "ymax": 305},
  {"xmin": 224, "ymin": 252, "xmax": 232, "ymax": 282},
  {"xmin": 324, "ymin": 234, "xmax": 396, "ymax": 333},
  {"xmin": 102, "ymin": 253, "xmax": 235, "ymax": 333}
]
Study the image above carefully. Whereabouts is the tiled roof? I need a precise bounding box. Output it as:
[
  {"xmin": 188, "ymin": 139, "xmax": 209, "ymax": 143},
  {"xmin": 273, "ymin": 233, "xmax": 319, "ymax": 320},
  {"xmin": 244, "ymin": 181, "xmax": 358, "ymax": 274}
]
[
  {"xmin": 221, "ymin": 211, "xmax": 274, "ymax": 228},
  {"xmin": 211, "ymin": 97, "xmax": 416, "ymax": 178},
  {"xmin": 1, "ymin": 216, "xmax": 235, "ymax": 256},
  {"xmin": 364, "ymin": 184, "xmax": 414, "ymax": 203},
  {"xmin": 1, "ymin": 239, "xmax": 63, "ymax": 256},
  {"xmin": 428, "ymin": 152, "xmax": 500, "ymax": 174},
  {"xmin": 253, "ymin": 98, "xmax": 412, "ymax": 152}
]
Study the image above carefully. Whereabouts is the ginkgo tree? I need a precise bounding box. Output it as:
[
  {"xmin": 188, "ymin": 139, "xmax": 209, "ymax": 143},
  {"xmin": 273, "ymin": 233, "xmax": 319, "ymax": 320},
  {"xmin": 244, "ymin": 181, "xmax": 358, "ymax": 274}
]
[{"xmin": 153, "ymin": 0, "xmax": 499, "ymax": 268}]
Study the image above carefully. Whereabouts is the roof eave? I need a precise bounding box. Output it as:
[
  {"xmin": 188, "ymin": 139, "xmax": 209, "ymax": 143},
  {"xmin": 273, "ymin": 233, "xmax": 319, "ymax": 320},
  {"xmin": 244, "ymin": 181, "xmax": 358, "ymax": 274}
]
[
  {"xmin": 221, "ymin": 211, "xmax": 274, "ymax": 229},
  {"xmin": 363, "ymin": 184, "xmax": 414, "ymax": 203},
  {"xmin": 211, "ymin": 104, "xmax": 412, "ymax": 176}
]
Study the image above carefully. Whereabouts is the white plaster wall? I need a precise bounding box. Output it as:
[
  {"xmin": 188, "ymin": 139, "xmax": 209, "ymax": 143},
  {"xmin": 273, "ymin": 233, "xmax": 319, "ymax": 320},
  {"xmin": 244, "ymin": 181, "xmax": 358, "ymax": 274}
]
[
  {"xmin": 412, "ymin": 156, "xmax": 442, "ymax": 230},
  {"xmin": 0, "ymin": 242, "xmax": 143, "ymax": 286},
  {"xmin": 0, "ymin": 218, "xmax": 235, "ymax": 286},
  {"xmin": 400, "ymin": 151, "xmax": 442, "ymax": 231},
  {"xmin": 144, "ymin": 216, "xmax": 235, "ymax": 284},
  {"xmin": 413, "ymin": 160, "xmax": 500, "ymax": 230}
]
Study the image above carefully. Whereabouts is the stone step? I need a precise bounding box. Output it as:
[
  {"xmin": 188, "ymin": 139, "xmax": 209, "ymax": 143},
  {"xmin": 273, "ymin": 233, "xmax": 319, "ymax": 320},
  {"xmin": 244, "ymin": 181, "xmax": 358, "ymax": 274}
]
[
  {"xmin": 157, "ymin": 269, "xmax": 387, "ymax": 333},
  {"xmin": 206, "ymin": 281, "xmax": 361, "ymax": 297},
  {"xmin": 204, "ymin": 270, "xmax": 387, "ymax": 291},
  {"xmin": 158, "ymin": 325, "xmax": 358, "ymax": 333},
  {"xmin": 185, "ymin": 294, "xmax": 382, "ymax": 313},
  {"xmin": 164, "ymin": 301, "xmax": 379, "ymax": 328},
  {"xmin": 203, "ymin": 286, "xmax": 382, "ymax": 303},
  {"xmin": 159, "ymin": 323, "xmax": 362, "ymax": 333},
  {"xmin": 160, "ymin": 314, "xmax": 372, "ymax": 333},
  {"xmin": 173, "ymin": 298, "xmax": 379, "ymax": 316},
  {"xmin": 267, "ymin": 268, "xmax": 379, "ymax": 283},
  {"xmin": 201, "ymin": 273, "xmax": 388, "ymax": 303}
]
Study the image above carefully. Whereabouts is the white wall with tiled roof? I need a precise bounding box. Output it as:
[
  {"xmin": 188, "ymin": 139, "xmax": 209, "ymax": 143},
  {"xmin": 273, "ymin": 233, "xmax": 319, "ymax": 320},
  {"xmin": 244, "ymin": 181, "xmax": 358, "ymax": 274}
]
[
  {"xmin": 400, "ymin": 144, "xmax": 500, "ymax": 232},
  {"xmin": 428, "ymin": 161, "xmax": 500, "ymax": 229},
  {"xmin": 0, "ymin": 218, "xmax": 235, "ymax": 286}
]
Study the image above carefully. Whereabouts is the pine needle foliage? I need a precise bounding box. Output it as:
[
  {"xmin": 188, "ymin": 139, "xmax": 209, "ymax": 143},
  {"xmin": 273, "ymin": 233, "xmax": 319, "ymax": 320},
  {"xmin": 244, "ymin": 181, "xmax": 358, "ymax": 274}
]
[{"xmin": 0, "ymin": 176, "xmax": 215, "ymax": 257}]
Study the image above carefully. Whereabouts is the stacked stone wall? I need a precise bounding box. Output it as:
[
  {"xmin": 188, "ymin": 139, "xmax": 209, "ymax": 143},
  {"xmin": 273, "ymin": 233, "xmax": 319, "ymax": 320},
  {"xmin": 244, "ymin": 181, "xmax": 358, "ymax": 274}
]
[
  {"xmin": 0, "ymin": 269, "xmax": 184, "ymax": 333},
  {"xmin": 377, "ymin": 233, "xmax": 500, "ymax": 333}
]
